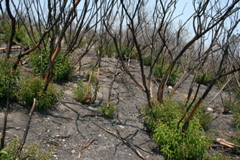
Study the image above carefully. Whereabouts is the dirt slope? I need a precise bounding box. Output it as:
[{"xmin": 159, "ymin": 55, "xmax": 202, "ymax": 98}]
[{"xmin": 0, "ymin": 52, "xmax": 239, "ymax": 159}]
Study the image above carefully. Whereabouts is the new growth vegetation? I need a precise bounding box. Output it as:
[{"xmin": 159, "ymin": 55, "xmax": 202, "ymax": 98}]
[{"xmin": 0, "ymin": 0, "xmax": 240, "ymax": 159}]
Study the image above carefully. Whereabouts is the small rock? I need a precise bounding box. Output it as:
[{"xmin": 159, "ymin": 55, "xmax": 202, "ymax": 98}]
[
  {"xmin": 205, "ymin": 107, "xmax": 213, "ymax": 112},
  {"xmin": 118, "ymin": 125, "xmax": 125, "ymax": 129},
  {"xmin": 71, "ymin": 150, "xmax": 76, "ymax": 154}
]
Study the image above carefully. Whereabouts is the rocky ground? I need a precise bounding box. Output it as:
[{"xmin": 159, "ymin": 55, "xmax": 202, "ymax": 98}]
[{"xmin": 0, "ymin": 50, "xmax": 239, "ymax": 159}]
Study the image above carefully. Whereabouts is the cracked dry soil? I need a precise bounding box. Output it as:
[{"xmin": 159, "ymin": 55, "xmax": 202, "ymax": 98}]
[{"xmin": 0, "ymin": 53, "xmax": 239, "ymax": 160}]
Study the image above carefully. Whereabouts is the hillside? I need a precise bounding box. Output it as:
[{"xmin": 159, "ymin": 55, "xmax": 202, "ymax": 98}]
[{"xmin": 0, "ymin": 49, "xmax": 239, "ymax": 159}]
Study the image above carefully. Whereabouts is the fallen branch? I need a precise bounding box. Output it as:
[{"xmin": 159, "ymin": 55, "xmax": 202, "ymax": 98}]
[
  {"xmin": 215, "ymin": 138, "xmax": 235, "ymax": 148},
  {"xmin": 16, "ymin": 98, "xmax": 36, "ymax": 158},
  {"xmin": 222, "ymin": 132, "xmax": 234, "ymax": 138},
  {"xmin": 78, "ymin": 139, "xmax": 95, "ymax": 159},
  {"xmin": 0, "ymin": 46, "xmax": 22, "ymax": 51},
  {"xmin": 52, "ymin": 135, "xmax": 71, "ymax": 139},
  {"xmin": 21, "ymin": 66, "xmax": 36, "ymax": 75},
  {"xmin": 91, "ymin": 120, "xmax": 153, "ymax": 159}
]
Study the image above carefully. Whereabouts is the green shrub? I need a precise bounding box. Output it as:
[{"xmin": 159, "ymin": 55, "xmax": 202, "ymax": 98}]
[
  {"xmin": 0, "ymin": 58, "xmax": 19, "ymax": 99},
  {"xmin": 99, "ymin": 102, "xmax": 116, "ymax": 118},
  {"xmin": 153, "ymin": 64, "xmax": 180, "ymax": 86},
  {"xmin": 218, "ymin": 77, "xmax": 240, "ymax": 91},
  {"xmin": 0, "ymin": 34, "xmax": 4, "ymax": 45},
  {"xmin": 0, "ymin": 138, "xmax": 53, "ymax": 160},
  {"xmin": 235, "ymin": 131, "xmax": 240, "ymax": 153},
  {"xmin": 196, "ymin": 72, "xmax": 214, "ymax": 85},
  {"xmin": 233, "ymin": 103, "xmax": 240, "ymax": 130},
  {"xmin": 29, "ymin": 48, "xmax": 73, "ymax": 81},
  {"xmin": 85, "ymin": 71, "xmax": 97, "ymax": 84},
  {"xmin": 142, "ymin": 99, "xmax": 211, "ymax": 160},
  {"xmin": 115, "ymin": 47, "xmax": 138, "ymax": 60},
  {"xmin": 94, "ymin": 44, "xmax": 116, "ymax": 58},
  {"xmin": 223, "ymin": 96, "xmax": 240, "ymax": 153},
  {"xmin": 3, "ymin": 24, "xmax": 25, "ymax": 43},
  {"xmin": 223, "ymin": 99, "xmax": 240, "ymax": 129},
  {"xmin": 73, "ymin": 79, "xmax": 93, "ymax": 103},
  {"xmin": 2, "ymin": 24, "xmax": 39, "ymax": 46},
  {"xmin": 121, "ymin": 47, "xmax": 133, "ymax": 58},
  {"xmin": 154, "ymin": 120, "xmax": 210, "ymax": 160},
  {"xmin": 16, "ymin": 76, "xmax": 61, "ymax": 109},
  {"xmin": 143, "ymin": 56, "xmax": 152, "ymax": 66},
  {"xmin": 85, "ymin": 61, "xmax": 98, "ymax": 84},
  {"xmin": 79, "ymin": 40, "xmax": 86, "ymax": 47},
  {"xmin": 199, "ymin": 112, "xmax": 213, "ymax": 131}
]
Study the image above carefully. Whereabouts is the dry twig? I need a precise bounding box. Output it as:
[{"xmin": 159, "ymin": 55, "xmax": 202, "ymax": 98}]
[
  {"xmin": 78, "ymin": 139, "xmax": 95, "ymax": 159},
  {"xmin": 91, "ymin": 120, "xmax": 154, "ymax": 159}
]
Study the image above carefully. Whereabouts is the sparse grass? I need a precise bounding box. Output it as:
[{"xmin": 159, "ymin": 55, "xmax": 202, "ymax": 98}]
[
  {"xmin": 235, "ymin": 131, "xmax": 240, "ymax": 153},
  {"xmin": 85, "ymin": 71, "xmax": 97, "ymax": 84},
  {"xmin": 203, "ymin": 152, "xmax": 233, "ymax": 160},
  {"xmin": 99, "ymin": 102, "xmax": 116, "ymax": 118},
  {"xmin": 196, "ymin": 72, "xmax": 214, "ymax": 85},
  {"xmin": 0, "ymin": 138, "xmax": 54, "ymax": 160},
  {"xmin": 73, "ymin": 79, "xmax": 93, "ymax": 103},
  {"xmin": 233, "ymin": 104, "xmax": 240, "ymax": 130}
]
